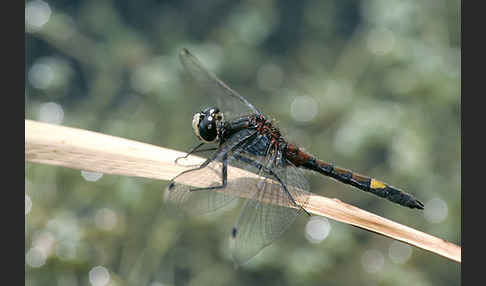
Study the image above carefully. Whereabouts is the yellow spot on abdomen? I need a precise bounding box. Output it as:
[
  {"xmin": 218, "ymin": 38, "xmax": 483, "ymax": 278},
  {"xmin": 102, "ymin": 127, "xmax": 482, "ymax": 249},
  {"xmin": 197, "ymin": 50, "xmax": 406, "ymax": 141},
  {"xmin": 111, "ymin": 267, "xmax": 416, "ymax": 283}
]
[{"xmin": 370, "ymin": 179, "xmax": 386, "ymax": 189}]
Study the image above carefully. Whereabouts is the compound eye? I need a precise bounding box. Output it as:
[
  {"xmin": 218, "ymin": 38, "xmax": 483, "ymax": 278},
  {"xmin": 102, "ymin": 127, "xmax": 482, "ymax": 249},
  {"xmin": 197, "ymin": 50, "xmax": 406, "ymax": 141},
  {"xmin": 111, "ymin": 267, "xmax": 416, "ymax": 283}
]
[
  {"xmin": 198, "ymin": 116, "xmax": 218, "ymax": 142},
  {"xmin": 192, "ymin": 111, "xmax": 219, "ymax": 143}
]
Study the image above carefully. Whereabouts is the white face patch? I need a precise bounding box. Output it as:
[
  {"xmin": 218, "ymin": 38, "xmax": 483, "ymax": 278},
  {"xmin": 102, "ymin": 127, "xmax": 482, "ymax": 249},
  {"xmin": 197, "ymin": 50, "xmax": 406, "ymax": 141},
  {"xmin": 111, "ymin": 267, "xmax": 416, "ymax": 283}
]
[{"xmin": 192, "ymin": 113, "xmax": 202, "ymax": 138}]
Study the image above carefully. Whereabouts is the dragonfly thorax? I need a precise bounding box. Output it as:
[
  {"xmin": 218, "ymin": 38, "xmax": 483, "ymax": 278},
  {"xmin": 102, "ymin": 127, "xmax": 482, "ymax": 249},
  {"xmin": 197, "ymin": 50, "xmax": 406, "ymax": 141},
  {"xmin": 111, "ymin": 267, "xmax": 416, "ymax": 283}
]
[{"xmin": 192, "ymin": 107, "xmax": 223, "ymax": 143}]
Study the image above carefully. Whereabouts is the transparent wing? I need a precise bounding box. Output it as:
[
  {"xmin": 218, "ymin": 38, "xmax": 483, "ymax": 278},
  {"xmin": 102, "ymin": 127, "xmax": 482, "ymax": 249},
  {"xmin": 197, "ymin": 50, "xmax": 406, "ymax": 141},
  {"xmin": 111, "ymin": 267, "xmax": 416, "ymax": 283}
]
[
  {"xmin": 165, "ymin": 124, "xmax": 311, "ymax": 264},
  {"xmin": 165, "ymin": 160, "xmax": 238, "ymax": 214},
  {"xmin": 230, "ymin": 155, "xmax": 311, "ymax": 265},
  {"xmin": 165, "ymin": 129, "xmax": 258, "ymax": 215},
  {"xmin": 179, "ymin": 48, "xmax": 262, "ymax": 120}
]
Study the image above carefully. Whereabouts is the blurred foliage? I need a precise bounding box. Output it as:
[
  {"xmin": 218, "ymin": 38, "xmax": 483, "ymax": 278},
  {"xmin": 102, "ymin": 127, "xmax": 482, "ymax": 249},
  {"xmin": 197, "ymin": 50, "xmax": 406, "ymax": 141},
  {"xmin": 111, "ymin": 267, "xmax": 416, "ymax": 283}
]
[{"xmin": 25, "ymin": 0, "xmax": 460, "ymax": 285}]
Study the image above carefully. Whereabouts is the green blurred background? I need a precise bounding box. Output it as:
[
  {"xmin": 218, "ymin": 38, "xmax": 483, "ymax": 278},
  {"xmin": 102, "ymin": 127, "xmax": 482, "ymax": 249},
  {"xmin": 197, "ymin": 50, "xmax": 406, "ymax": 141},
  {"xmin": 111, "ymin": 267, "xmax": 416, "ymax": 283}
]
[{"xmin": 25, "ymin": 0, "xmax": 461, "ymax": 285}]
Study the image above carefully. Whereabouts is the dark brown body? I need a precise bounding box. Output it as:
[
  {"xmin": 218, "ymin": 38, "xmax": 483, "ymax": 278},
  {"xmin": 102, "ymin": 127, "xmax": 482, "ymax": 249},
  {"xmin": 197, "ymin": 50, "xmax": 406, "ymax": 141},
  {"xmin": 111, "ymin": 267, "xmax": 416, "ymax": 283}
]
[
  {"xmin": 284, "ymin": 143, "xmax": 424, "ymax": 209},
  {"xmin": 222, "ymin": 114, "xmax": 424, "ymax": 209}
]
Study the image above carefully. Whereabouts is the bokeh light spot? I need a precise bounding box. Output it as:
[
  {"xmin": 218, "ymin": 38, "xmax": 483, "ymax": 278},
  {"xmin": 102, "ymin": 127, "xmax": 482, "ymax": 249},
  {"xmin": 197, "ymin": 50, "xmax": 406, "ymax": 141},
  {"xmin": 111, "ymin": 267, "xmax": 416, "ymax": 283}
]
[
  {"xmin": 26, "ymin": 247, "xmax": 47, "ymax": 268},
  {"xmin": 424, "ymin": 197, "xmax": 448, "ymax": 223},
  {"xmin": 28, "ymin": 57, "xmax": 74, "ymax": 91},
  {"xmin": 290, "ymin": 95, "xmax": 318, "ymax": 122},
  {"xmin": 361, "ymin": 249, "xmax": 385, "ymax": 273},
  {"xmin": 305, "ymin": 216, "xmax": 331, "ymax": 243},
  {"xmin": 25, "ymin": 0, "xmax": 51, "ymax": 32},
  {"xmin": 89, "ymin": 266, "xmax": 110, "ymax": 286},
  {"xmin": 38, "ymin": 102, "xmax": 64, "ymax": 124},
  {"xmin": 388, "ymin": 241, "xmax": 412, "ymax": 264},
  {"xmin": 28, "ymin": 62, "xmax": 54, "ymax": 90},
  {"xmin": 81, "ymin": 170, "xmax": 104, "ymax": 182}
]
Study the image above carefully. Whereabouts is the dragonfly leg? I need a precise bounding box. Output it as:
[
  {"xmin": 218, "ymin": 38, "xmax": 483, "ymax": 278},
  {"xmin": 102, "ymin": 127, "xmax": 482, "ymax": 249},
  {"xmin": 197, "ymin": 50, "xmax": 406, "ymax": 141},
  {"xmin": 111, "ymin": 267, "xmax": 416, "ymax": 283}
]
[
  {"xmin": 188, "ymin": 154, "xmax": 228, "ymax": 192},
  {"xmin": 167, "ymin": 151, "xmax": 222, "ymax": 191},
  {"xmin": 169, "ymin": 131, "xmax": 258, "ymax": 192},
  {"xmin": 175, "ymin": 142, "xmax": 219, "ymax": 164}
]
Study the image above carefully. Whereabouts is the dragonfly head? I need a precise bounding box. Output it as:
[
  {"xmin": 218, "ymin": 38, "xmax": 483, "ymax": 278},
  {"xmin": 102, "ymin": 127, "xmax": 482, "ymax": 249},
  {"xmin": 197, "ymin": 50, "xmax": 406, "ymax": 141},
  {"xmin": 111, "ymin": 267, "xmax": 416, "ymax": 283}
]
[{"xmin": 192, "ymin": 107, "xmax": 223, "ymax": 143}]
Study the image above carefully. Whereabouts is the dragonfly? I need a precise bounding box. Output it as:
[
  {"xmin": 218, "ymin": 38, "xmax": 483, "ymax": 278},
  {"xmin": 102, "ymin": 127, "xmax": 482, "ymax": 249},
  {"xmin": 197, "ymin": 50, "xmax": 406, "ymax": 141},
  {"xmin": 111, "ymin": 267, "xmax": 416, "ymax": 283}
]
[{"xmin": 166, "ymin": 48, "xmax": 424, "ymax": 265}]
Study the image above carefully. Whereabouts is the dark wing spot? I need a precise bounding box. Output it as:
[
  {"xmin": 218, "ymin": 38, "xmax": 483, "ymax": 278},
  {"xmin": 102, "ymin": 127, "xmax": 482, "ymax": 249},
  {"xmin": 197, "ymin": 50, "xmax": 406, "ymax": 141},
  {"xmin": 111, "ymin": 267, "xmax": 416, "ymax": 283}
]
[
  {"xmin": 232, "ymin": 227, "xmax": 237, "ymax": 238},
  {"xmin": 167, "ymin": 181, "xmax": 175, "ymax": 190}
]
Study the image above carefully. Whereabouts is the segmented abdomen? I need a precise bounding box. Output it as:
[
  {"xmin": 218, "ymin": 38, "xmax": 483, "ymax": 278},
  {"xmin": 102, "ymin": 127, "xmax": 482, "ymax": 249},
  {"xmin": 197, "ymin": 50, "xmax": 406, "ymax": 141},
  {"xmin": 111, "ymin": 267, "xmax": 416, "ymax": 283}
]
[{"xmin": 284, "ymin": 144, "xmax": 424, "ymax": 209}]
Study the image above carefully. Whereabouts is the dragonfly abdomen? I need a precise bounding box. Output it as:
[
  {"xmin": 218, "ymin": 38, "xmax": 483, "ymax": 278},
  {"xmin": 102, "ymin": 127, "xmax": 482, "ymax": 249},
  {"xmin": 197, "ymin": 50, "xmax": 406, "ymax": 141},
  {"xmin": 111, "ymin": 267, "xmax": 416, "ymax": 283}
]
[{"xmin": 284, "ymin": 144, "xmax": 424, "ymax": 209}]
